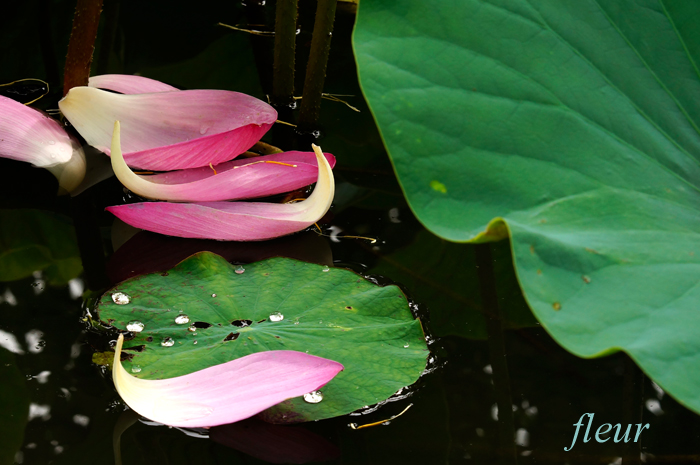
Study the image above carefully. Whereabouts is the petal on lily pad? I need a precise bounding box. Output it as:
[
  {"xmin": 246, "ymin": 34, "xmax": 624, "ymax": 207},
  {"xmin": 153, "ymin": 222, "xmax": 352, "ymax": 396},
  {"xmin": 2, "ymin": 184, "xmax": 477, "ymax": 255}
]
[
  {"xmin": 107, "ymin": 123, "xmax": 335, "ymax": 241},
  {"xmin": 112, "ymin": 334, "xmax": 343, "ymax": 428},
  {"xmin": 59, "ymin": 87, "xmax": 277, "ymax": 170},
  {"xmin": 111, "ymin": 120, "xmax": 335, "ymax": 201},
  {"xmin": 88, "ymin": 74, "xmax": 178, "ymax": 94},
  {"xmin": 0, "ymin": 95, "xmax": 86, "ymax": 193}
]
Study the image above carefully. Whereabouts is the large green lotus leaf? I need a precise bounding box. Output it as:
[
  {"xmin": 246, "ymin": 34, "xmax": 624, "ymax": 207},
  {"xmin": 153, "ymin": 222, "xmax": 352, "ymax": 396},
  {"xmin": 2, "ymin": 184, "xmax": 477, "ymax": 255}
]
[
  {"xmin": 0, "ymin": 209, "xmax": 82, "ymax": 285},
  {"xmin": 354, "ymin": 0, "xmax": 700, "ymax": 413},
  {"xmin": 96, "ymin": 252, "xmax": 427, "ymax": 423}
]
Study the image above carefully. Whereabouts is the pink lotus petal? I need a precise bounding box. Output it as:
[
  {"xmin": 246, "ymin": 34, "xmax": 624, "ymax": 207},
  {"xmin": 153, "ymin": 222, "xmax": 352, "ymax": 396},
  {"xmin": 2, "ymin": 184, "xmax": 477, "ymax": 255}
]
[
  {"xmin": 116, "ymin": 150, "xmax": 336, "ymax": 202},
  {"xmin": 1, "ymin": 95, "xmax": 76, "ymax": 167},
  {"xmin": 107, "ymin": 121, "xmax": 335, "ymax": 241},
  {"xmin": 88, "ymin": 74, "xmax": 178, "ymax": 94},
  {"xmin": 0, "ymin": 95, "xmax": 86, "ymax": 192},
  {"xmin": 112, "ymin": 334, "xmax": 343, "ymax": 428},
  {"xmin": 59, "ymin": 87, "xmax": 276, "ymax": 170}
]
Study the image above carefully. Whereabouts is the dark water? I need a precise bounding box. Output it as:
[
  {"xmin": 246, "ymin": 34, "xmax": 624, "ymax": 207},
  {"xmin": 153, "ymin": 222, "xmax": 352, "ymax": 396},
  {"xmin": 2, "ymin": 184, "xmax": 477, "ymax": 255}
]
[{"xmin": 1, "ymin": 1, "xmax": 700, "ymax": 464}]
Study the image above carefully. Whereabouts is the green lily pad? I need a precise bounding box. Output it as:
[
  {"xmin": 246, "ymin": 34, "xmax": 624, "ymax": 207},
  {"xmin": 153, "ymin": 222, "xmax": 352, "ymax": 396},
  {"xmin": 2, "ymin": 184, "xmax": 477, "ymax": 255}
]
[
  {"xmin": 354, "ymin": 1, "xmax": 700, "ymax": 413},
  {"xmin": 0, "ymin": 209, "xmax": 82, "ymax": 285},
  {"xmin": 96, "ymin": 252, "xmax": 427, "ymax": 423}
]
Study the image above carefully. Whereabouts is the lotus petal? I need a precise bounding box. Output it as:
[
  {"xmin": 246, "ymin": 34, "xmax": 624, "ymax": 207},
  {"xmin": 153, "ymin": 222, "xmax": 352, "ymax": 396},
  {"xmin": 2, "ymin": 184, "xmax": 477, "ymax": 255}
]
[
  {"xmin": 111, "ymin": 119, "xmax": 335, "ymax": 201},
  {"xmin": 107, "ymin": 121, "xmax": 335, "ymax": 241},
  {"xmin": 59, "ymin": 87, "xmax": 276, "ymax": 170},
  {"xmin": 0, "ymin": 95, "xmax": 86, "ymax": 193},
  {"xmin": 88, "ymin": 74, "xmax": 178, "ymax": 94},
  {"xmin": 112, "ymin": 334, "xmax": 343, "ymax": 428}
]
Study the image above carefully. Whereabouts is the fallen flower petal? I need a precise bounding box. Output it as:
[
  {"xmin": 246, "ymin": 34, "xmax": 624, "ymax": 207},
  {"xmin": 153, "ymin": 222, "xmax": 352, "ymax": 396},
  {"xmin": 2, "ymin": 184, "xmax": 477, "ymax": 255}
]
[
  {"xmin": 107, "ymin": 120, "xmax": 335, "ymax": 241},
  {"xmin": 112, "ymin": 334, "xmax": 343, "ymax": 428},
  {"xmin": 59, "ymin": 86, "xmax": 276, "ymax": 170},
  {"xmin": 111, "ymin": 120, "xmax": 335, "ymax": 201},
  {"xmin": 88, "ymin": 74, "xmax": 178, "ymax": 94},
  {"xmin": 0, "ymin": 95, "xmax": 86, "ymax": 193}
]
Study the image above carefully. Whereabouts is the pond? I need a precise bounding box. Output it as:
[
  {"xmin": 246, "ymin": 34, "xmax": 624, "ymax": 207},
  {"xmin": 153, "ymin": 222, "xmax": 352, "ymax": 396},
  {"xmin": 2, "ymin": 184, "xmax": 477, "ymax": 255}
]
[{"xmin": 1, "ymin": 0, "xmax": 700, "ymax": 464}]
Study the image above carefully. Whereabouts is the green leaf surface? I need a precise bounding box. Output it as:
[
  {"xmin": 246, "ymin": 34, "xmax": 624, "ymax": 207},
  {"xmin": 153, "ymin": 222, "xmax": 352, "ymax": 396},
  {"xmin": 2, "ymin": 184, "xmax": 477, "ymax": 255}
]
[
  {"xmin": 0, "ymin": 209, "xmax": 82, "ymax": 285},
  {"xmin": 96, "ymin": 252, "xmax": 427, "ymax": 423},
  {"xmin": 354, "ymin": 0, "xmax": 700, "ymax": 413}
]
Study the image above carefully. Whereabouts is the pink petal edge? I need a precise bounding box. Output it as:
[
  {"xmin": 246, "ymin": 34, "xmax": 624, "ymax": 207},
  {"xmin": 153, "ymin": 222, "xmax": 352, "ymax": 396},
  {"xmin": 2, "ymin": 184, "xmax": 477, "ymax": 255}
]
[
  {"xmin": 88, "ymin": 74, "xmax": 179, "ymax": 94},
  {"xmin": 113, "ymin": 335, "xmax": 343, "ymax": 428}
]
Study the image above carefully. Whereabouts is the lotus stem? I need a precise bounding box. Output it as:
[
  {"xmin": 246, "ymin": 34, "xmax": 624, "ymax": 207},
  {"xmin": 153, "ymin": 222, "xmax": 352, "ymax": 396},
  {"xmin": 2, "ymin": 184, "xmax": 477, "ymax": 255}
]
[
  {"xmin": 297, "ymin": 0, "xmax": 337, "ymax": 133},
  {"xmin": 272, "ymin": 0, "xmax": 298, "ymax": 107},
  {"xmin": 63, "ymin": 0, "xmax": 104, "ymax": 95}
]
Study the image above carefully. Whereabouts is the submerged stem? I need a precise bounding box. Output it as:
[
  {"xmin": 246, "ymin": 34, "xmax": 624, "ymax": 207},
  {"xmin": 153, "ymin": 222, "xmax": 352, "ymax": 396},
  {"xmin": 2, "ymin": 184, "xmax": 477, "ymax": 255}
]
[
  {"xmin": 297, "ymin": 0, "xmax": 337, "ymax": 132},
  {"xmin": 63, "ymin": 0, "xmax": 104, "ymax": 95},
  {"xmin": 272, "ymin": 0, "xmax": 298, "ymax": 106}
]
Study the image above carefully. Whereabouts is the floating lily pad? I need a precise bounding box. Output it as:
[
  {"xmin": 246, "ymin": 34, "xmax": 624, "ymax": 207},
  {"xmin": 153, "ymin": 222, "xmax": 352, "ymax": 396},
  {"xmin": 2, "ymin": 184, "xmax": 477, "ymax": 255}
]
[
  {"xmin": 96, "ymin": 252, "xmax": 427, "ymax": 423},
  {"xmin": 354, "ymin": 0, "xmax": 700, "ymax": 413}
]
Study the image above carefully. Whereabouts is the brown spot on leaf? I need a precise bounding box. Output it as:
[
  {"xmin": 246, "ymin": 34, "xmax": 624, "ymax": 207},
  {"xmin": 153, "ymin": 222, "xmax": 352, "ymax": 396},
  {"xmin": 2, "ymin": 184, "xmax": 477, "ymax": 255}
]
[
  {"xmin": 585, "ymin": 247, "xmax": 600, "ymax": 255},
  {"xmin": 537, "ymin": 269, "xmax": 542, "ymax": 275},
  {"xmin": 552, "ymin": 302, "xmax": 561, "ymax": 311},
  {"xmin": 582, "ymin": 275, "xmax": 591, "ymax": 284}
]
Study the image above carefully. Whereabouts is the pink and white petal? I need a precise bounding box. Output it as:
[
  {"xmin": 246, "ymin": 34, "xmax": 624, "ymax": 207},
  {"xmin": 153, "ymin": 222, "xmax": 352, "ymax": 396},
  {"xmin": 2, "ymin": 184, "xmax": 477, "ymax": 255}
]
[
  {"xmin": 107, "ymin": 142, "xmax": 335, "ymax": 241},
  {"xmin": 59, "ymin": 87, "xmax": 277, "ymax": 170},
  {"xmin": 88, "ymin": 74, "xmax": 178, "ymax": 94},
  {"xmin": 112, "ymin": 334, "xmax": 343, "ymax": 428},
  {"xmin": 121, "ymin": 122, "xmax": 274, "ymax": 171},
  {"xmin": 0, "ymin": 95, "xmax": 76, "ymax": 167}
]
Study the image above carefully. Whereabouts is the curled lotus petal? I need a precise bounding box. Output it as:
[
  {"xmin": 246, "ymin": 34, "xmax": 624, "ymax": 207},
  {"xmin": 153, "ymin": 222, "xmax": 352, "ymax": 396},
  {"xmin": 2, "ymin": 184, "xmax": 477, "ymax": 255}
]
[
  {"xmin": 111, "ymin": 120, "xmax": 335, "ymax": 201},
  {"xmin": 59, "ymin": 87, "xmax": 277, "ymax": 170},
  {"xmin": 0, "ymin": 95, "xmax": 86, "ymax": 193},
  {"xmin": 107, "ymin": 121, "xmax": 335, "ymax": 241},
  {"xmin": 112, "ymin": 334, "xmax": 343, "ymax": 428},
  {"xmin": 88, "ymin": 74, "xmax": 178, "ymax": 94}
]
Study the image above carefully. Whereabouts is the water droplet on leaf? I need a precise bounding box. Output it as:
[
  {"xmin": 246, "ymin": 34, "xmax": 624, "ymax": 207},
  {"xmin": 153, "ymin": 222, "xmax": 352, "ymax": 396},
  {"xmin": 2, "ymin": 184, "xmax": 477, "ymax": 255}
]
[
  {"xmin": 126, "ymin": 321, "xmax": 145, "ymax": 332},
  {"xmin": 131, "ymin": 365, "xmax": 141, "ymax": 373},
  {"xmin": 269, "ymin": 312, "xmax": 284, "ymax": 322},
  {"xmin": 174, "ymin": 315, "xmax": 190, "ymax": 325},
  {"xmin": 111, "ymin": 292, "xmax": 130, "ymax": 305},
  {"xmin": 161, "ymin": 337, "xmax": 175, "ymax": 347},
  {"xmin": 235, "ymin": 266, "xmax": 245, "ymax": 274},
  {"xmin": 303, "ymin": 390, "xmax": 323, "ymax": 404}
]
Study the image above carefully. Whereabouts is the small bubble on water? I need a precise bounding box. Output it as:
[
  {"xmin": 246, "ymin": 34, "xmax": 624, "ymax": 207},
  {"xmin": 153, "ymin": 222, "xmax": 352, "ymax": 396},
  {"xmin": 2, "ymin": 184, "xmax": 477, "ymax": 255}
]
[
  {"xmin": 126, "ymin": 321, "xmax": 145, "ymax": 332},
  {"xmin": 161, "ymin": 337, "xmax": 175, "ymax": 347},
  {"xmin": 235, "ymin": 266, "xmax": 245, "ymax": 274},
  {"xmin": 131, "ymin": 365, "xmax": 142, "ymax": 373},
  {"xmin": 269, "ymin": 312, "xmax": 284, "ymax": 322},
  {"xmin": 174, "ymin": 315, "xmax": 190, "ymax": 325},
  {"xmin": 322, "ymin": 266, "xmax": 330, "ymax": 272},
  {"xmin": 303, "ymin": 390, "xmax": 323, "ymax": 404},
  {"xmin": 111, "ymin": 292, "xmax": 130, "ymax": 305}
]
